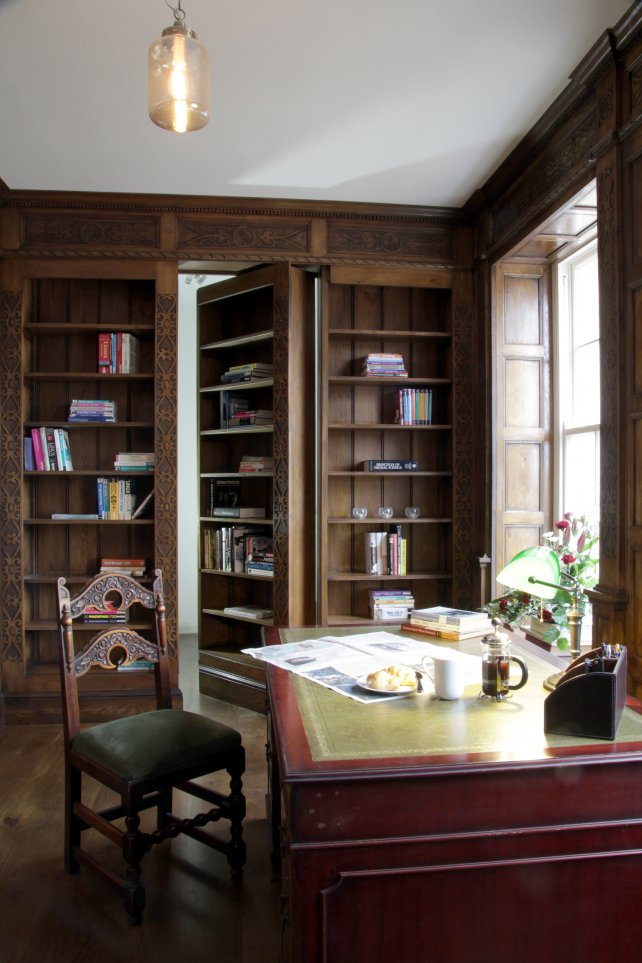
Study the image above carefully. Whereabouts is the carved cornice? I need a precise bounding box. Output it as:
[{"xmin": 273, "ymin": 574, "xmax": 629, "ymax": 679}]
[
  {"xmin": 177, "ymin": 217, "xmax": 309, "ymax": 253},
  {"xmin": 2, "ymin": 189, "xmax": 462, "ymax": 226}
]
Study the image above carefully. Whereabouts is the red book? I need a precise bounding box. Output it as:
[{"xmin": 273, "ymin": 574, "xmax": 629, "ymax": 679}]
[
  {"xmin": 31, "ymin": 428, "xmax": 46, "ymax": 470},
  {"xmin": 98, "ymin": 333, "xmax": 111, "ymax": 373}
]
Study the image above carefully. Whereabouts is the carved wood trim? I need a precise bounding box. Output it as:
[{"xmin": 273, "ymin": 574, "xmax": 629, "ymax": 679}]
[
  {"xmin": 327, "ymin": 220, "xmax": 454, "ymax": 261},
  {"xmin": 0, "ymin": 290, "xmax": 24, "ymax": 663},
  {"xmin": 154, "ymin": 293, "xmax": 179, "ymax": 659},
  {"xmin": 22, "ymin": 212, "xmax": 160, "ymax": 249},
  {"xmin": 177, "ymin": 217, "xmax": 310, "ymax": 253}
]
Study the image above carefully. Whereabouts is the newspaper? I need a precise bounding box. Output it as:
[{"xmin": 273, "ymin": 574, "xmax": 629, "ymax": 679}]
[{"xmin": 242, "ymin": 630, "xmax": 480, "ymax": 704}]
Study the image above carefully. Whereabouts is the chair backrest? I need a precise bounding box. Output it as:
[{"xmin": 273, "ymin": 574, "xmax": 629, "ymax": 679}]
[{"xmin": 57, "ymin": 569, "xmax": 171, "ymax": 740}]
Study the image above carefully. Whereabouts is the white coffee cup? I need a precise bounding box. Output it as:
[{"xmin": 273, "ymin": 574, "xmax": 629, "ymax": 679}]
[{"xmin": 421, "ymin": 654, "xmax": 466, "ymax": 700}]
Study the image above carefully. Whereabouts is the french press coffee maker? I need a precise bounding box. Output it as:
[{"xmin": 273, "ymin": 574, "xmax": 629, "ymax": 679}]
[{"xmin": 480, "ymin": 622, "xmax": 529, "ymax": 701}]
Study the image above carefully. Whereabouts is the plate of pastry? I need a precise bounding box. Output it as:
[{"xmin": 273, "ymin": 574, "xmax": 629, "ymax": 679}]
[{"xmin": 357, "ymin": 664, "xmax": 418, "ymax": 695}]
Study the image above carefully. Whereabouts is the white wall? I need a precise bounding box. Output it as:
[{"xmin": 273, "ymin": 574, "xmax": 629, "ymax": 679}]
[{"xmin": 177, "ymin": 277, "xmax": 199, "ymax": 633}]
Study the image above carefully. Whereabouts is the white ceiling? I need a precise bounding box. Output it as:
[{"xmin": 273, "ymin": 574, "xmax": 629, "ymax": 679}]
[{"xmin": 0, "ymin": 0, "xmax": 632, "ymax": 208}]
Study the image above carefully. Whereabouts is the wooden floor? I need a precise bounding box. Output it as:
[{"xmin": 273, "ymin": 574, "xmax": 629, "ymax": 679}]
[{"xmin": 0, "ymin": 636, "xmax": 284, "ymax": 963}]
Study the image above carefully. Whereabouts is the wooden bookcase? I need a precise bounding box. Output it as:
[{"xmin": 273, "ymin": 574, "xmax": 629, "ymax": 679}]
[
  {"xmin": 197, "ymin": 264, "xmax": 315, "ymax": 711},
  {"xmin": 319, "ymin": 266, "xmax": 454, "ymax": 624},
  {"xmin": 0, "ymin": 260, "xmax": 178, "ymax": 723}
]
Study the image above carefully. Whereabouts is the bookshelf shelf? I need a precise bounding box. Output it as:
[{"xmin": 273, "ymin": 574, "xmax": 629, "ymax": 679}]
[
  {"xmin": 1, "ymin": 267, "xmax": 177, "ymax": 723},
  {"xmin": 196, "ymin": 264, "xmax": 314, "ymax": 711},
  {"xmin": 320, "ymin": 268, "xmax": 454, "ymax": 624}
]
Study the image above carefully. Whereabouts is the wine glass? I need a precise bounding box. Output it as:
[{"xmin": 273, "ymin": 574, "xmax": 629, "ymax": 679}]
[
  {"xmin": 377, "ymin": 506, "xmax": 394, "ymax": 519},
  {"xmin": 352, "ymin": 506, "xmax": 368, "ymax": 519},
  {"xmin": 405, "ymin": 506, "xmax": 421, "ymax": 519}
]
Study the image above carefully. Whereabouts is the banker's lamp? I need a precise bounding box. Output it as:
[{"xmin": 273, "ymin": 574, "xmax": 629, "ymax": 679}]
[
  {"xmin": 148, "ymin": 1, "xmax": 211, "ymax": 133},
  {"xmin": 496, "ymin": 546, "xmax": 584, "ymax": 689}
]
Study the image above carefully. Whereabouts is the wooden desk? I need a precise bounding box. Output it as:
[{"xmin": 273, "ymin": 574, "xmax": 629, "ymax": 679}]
[{"xmin": 265, "ymin": 626, "xmax": 642, "ymax": 963}]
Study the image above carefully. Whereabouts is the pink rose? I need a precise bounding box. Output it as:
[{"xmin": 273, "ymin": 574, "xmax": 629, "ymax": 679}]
[{"xmin": 562, "ymin": 553, "xmax": 576, "ymax": 565}]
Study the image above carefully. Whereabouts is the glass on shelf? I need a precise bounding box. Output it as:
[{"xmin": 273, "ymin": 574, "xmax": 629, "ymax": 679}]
[
  {"xmin": 352, "ymin": 506, "xmax": 368, "ymax": 519},
  {"xmin": 404, "ymin": 506, "xmax": 421, "ymax": 518},
  {"xmin": 377, "ymin": 506, "xmax": 394, "ymax": 519}
]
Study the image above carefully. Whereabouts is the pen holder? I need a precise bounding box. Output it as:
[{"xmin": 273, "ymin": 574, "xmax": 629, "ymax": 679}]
[{"xmin": 544, "ymin": 646, "xmax": 628, "ymax": 740}]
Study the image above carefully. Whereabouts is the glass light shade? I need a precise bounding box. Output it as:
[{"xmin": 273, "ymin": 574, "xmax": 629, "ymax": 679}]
[
  {"xmin": 496, "ymin": 546, "xmax": 562, "ymax": 600},
  {"xmin": 148, "ymin": 25, "xmax": 210, "ymax": 133}
]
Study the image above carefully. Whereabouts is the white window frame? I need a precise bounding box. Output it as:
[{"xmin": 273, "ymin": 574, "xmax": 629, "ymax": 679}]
[{"xmin": 552, "ymin": 239, "xmax": 600, "ymax": 524}]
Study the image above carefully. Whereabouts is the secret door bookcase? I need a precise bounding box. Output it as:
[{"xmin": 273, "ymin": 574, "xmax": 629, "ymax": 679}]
[
  {"xmin": 0, "ymin": 260, "xmax": 178, "ymax": 723},
  {"xmin": 319, "ymin": 265, "xmax": 455, "ymax": 625},
  {"xmin": 197, "ymin": 264, "xmax": 315, "ymax": 711}
]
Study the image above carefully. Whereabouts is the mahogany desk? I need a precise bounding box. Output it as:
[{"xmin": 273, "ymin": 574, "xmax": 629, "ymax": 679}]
[{"xmin": 264, "ymin": 626, "xmax": 642, "ymax": 963}]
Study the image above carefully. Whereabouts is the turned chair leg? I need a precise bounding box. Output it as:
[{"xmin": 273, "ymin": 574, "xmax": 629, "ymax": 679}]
[
  {"xmin": 64, "ymin": 765, "xmax": 81, "ymax": 873},
  {"xmin": 157, "ymin": 788, "xmax": 173, "ymax": 831},
  {"xmin": 123, "ymin": 811, "xmax": 146, "ymax": 925},
  {"xmin": 227, "ymin": 764, "xmax": 247, "ymax": 878}
]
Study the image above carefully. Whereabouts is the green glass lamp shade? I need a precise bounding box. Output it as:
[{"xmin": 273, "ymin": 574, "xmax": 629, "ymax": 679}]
[{"xmin": 496, "ymin": 546, "xmax": 562, "ymax": 599}]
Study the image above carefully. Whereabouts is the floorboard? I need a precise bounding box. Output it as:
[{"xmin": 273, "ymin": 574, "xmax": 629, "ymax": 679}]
[{"xmin": 0, "ymin": 636, "xmax": 284, "ymax": 963}]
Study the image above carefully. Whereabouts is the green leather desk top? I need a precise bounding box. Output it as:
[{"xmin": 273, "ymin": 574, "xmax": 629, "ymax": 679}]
[{"xmin": 275, "ymin": 627, "xmax": 642, "ymax": 763}]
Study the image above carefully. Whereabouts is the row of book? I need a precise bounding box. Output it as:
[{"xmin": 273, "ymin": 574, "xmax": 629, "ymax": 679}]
[
  {"xmin": 99, "ymin": 556, "xmax": 147, "ymax": 576},
  {"xmin": 364, "ymin": 528, "xmax": 407, "ymax": 576},
  {"xmin": 98, "ymin": 332, "xmax": 140, "ymax": 374},
  {"xmin": 202, "ymin": 526, "xmax": 273, "ymax": 576},
  {"xmin": 402, "ymin": 606, "xmax": 493, "ymax": 641},
  {"xmin": 25, "ymin": 427, "xmax": 73, "ymax": 471},
  {"xmin": 114, "ymin": 452, "xmax": 154, "ymax": 472},
  {"xmin": 221, "ymin": 361, "xmax": 273, "ymax": 384},
  {"xmin": 395, "ymin": 388, "xmax": 432, "ymax": 426},
  {"xmin": 369, "ymin": 589, "xmax": 415, "ymax": 621},
  {"xmin": 362, "ymin": 460, "xmax": 418, "ymax": 472},
  {"xmin": 68, "ymin": 399, "xmax": 117, "ymax": 423},
  {"xmin": 362, "ymin": 352, "xmax": 407, "ymax": 377},
  {"xmin": 96, "ymin": 478, "xmax": 154, "ymax": 520}
]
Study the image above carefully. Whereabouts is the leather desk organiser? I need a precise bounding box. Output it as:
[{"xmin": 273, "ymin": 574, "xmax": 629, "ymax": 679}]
[{"xmin": 544, "ymin": 646, "xmax": 628, "ymax": 741}]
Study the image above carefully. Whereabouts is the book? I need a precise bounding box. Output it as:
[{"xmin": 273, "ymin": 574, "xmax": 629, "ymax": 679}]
[
  {"xmin": 210, "ymin": 506, "xmax": 266, "ymax": 518},
  {"xmin": 31, "ymin": 428, "xmax": 46, "ymax": 470},
  {"xmin": 23, "ymin": 435, "xmax": 35, "ymax": 471},
  {"xmin": 223, "ymin": 605, "xmax": 273, "ymax": 620},
  {"xmin": 210, "ymin": 478, "xmax": 240, "ymax": 511},
  {"xmin": 58, "ymin": 429, "xmax": 73, "ymax": 470},
  {"xmin": 401, "ymin": 622, "xmax": 490, "ymax": 641},
  {"xmin": 131, "ymin": 488, "xmax": 154, "ymax": 519},
  {"xmin": 410, "ymin": 606, "xmax": 491, "ymax": 627},
  {"xmin": 362, "ymin": 460, "xmax": 418, "ymax": 472},
  {"xmin": 44, "ymin": 428, "xmax": 58, "ymax": 470},
  {"xmin": 51, "ymin": 513, "xmax": 99, "ymax": 519}
]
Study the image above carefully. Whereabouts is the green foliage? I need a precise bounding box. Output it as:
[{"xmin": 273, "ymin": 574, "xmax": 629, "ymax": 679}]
[{"xmin": 485, "ymin": 512, "xmax": 599, "ymax": 651}]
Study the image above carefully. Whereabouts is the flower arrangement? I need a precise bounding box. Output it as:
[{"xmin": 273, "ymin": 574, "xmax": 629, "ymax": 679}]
[{"xmin": 484, "ymin": 512, "xmax": 599, "ymax": 650}]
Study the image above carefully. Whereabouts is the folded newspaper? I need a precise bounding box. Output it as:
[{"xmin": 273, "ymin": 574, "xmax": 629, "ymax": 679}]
[{"xmin": 242, "ymin": 631, "xmax": 480, "ymax": 704}]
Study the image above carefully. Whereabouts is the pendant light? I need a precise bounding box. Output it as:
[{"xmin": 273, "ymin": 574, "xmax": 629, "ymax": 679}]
[{"xmin": 148, "ymin": 1, "xmax": 210, "ymax": 133}]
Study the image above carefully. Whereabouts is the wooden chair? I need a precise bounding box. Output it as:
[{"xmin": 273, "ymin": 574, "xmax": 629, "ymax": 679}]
[{"xmin": 56, "ymin": 569, "xmax": 246, "ymax": 925}]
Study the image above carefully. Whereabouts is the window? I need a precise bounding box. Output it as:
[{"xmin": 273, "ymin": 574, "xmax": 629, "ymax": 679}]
[{"xmin": 554, "ymin": 241, "xmax": 600, "ymax": 524}]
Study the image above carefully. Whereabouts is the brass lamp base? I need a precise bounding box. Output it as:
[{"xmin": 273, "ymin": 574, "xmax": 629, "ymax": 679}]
[
  {"xmin": 543, "ymin": 609, "xmax": 584, "ymax": 692},
  {"xmin": 543, "ymin": 670, "xmax": 565, "ymax": 692}
]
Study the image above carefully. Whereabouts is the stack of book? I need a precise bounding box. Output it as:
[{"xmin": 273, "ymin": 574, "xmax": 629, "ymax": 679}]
[
  {"xmin": 68, "ymin": 399, "xmax": 117, "ymax": 423},
  {"xmin": 364, "ymin": 528, "xmax": 407, "ymax": 576},
  {"xmin": 97, "ymin": 332, "xmax": 140, "ymax": 373},
  {"xmin": 27, "ymin": 427, "xmax": 73, "ymax": 471},
  {"xmin": 403, "ymin": 606, "xmax": 493, "ymax": 640},
  {"xmin": 99, "ymin": 557, "xmax": 146, "ymax": 577},
  {"xmin": 81, "ymin": 601, "xmax": 129, "ymax": 624},
  {"xmin": 222, "ymin": 396, "xmax": 250, "ymax": 423},
  {"xmin": 361, "ymin": 353, "xmax": 407, "ymax": 377},
  {"xmin": 114, "ymin": 452, "xmax": 154, "ymax": 472},
  {"xmin": 369, "ymin": 589, "xmax": 415, "ymax": 621},
  {"xmin": 396, "ymin": 387, "xmax": 432, "ymax": 425},
  {"xmin": 227, "ymin": 408, "xmax": 273, "ymax": 428},
  {"xmin": 221, "ymin": 361, "xmax": 273, "ymax": 384},
  {"xmin": 239, "ymin": 454, "xmax": 274, "ymax": 472}
]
